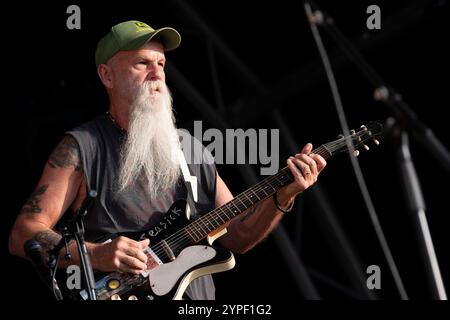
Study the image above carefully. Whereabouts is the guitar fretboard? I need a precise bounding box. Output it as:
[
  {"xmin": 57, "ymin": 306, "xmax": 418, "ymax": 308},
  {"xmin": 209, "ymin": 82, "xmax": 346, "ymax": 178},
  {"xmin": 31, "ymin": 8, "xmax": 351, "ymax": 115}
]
[{"xmin": 178, "ymin": 145, "xmax": 332, "ymax": 244}]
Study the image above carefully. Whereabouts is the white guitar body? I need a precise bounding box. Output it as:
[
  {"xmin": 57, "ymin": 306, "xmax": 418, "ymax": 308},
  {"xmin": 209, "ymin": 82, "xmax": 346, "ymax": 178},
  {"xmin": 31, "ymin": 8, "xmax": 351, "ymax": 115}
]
[{"xmin": 149, "ymin": 245, "xmax": 235, "ymax": 299}]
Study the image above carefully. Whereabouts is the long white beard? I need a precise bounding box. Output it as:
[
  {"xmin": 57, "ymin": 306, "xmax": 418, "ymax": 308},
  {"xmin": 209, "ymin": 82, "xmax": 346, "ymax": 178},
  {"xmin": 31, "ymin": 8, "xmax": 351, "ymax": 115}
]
[{"xmin": 116, "ymin": 80, "xmax": 181, "ymax": 199}]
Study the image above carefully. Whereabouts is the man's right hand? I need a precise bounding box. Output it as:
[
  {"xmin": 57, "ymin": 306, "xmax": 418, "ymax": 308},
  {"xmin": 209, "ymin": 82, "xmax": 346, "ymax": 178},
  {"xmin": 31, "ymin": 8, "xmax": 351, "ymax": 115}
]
[{"xmin": 90, "ymin": 236, "xmax": 149, "ymax": 275}]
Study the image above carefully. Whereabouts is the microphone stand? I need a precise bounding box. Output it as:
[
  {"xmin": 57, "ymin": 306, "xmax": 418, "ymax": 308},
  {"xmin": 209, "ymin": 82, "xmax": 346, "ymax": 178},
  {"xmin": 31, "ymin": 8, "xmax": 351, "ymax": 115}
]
[
  {"xmin": 386, "ymin": 118, "xmax": 447, "ymax": 299},
  {"xmin": 48, "ymin": 190, "xmax": 98, "ymax": 300},
  {"xmin": 305, "ymin": 1, "xmax": 448, "ymax": 299},
  {"xmin": 24, "ymin": 239, "xmax": 63, "ymax": 300}
]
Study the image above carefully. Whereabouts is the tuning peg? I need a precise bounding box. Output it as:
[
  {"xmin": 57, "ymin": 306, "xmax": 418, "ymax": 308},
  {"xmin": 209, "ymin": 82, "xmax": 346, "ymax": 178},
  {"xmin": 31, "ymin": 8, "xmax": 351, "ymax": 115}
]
[
  {"xmin": 373, "ymin": 139, "xmax": 380, "ymax": 145},
  {"xmin": 360, "ymin": 125, "xmax": 367, "ymax": 131},
  {"xmin": 353, "ymin": 150, "xmax": 360, "ymax": 157},
  {"xmin": 363, "ymin": 144, "xmax": 370, "ymax": 151},
  {"xmin": 337, "ymin": 134, "xmax": 344, "ymax": 139},
  {"xmin": 350, "ymin": 129, "xmax": 355, "ymax": 135}
]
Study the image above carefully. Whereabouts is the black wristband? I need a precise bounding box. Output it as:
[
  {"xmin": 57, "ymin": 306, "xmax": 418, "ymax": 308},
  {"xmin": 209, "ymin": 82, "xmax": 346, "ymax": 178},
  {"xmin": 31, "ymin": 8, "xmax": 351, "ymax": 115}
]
[{"xmin": 273, "ymin": 191, "xmax": 295, "ymax": 213}]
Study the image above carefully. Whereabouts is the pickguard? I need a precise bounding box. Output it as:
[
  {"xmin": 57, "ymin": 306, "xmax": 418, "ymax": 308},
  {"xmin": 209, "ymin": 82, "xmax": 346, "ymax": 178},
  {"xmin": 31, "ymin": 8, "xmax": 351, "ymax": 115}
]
[{"xmin": 149, "ymin": 245, "xmax": 216, "ymax": 296}]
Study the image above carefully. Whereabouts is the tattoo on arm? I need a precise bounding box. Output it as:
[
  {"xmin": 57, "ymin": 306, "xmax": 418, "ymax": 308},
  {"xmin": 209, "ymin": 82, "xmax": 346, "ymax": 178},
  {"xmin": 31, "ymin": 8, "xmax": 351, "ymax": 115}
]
[
  {"xmin": 20, "ymin": 184, "xmax": 49, "ymax": 214},
  {"xmin": 48, "ymin": 135, "xmax": 81, "ymax": 171},
  {"xmin": 34, "ymin": 230, "xmax": 62, "ymax": 252}
]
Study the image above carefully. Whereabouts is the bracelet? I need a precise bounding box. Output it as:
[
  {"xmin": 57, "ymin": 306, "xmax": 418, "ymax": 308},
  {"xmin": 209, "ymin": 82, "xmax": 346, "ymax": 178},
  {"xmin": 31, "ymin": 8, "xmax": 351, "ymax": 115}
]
[{"xmin": 273, "ymin": 191, "xmax": 295, "ymax": 213}]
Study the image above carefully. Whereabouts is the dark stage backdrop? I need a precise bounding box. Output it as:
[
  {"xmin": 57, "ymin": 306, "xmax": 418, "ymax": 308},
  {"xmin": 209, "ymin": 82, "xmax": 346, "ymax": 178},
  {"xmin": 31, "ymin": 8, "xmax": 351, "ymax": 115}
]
[{"xmin": 3, "ymin": 0, "xmax": 449, "ymax": 305}]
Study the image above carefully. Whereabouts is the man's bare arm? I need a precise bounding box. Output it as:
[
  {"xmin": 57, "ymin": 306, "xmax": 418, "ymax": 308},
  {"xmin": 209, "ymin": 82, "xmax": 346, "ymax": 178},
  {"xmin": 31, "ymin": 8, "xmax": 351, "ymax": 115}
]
[
  {"xmin": 9, "ymin": 135, "xmax": 83, "ymax": 257},
  {"xmin": 47, "ymin": 135, "xmax": 82, "ymax": 172},
  {"xmin": 9, "ymin": 135, "xmax": 150, "ymax": 274},
  {"xmin": 216, "ymin": 174, "xmax": 288, "ymax": 254}
]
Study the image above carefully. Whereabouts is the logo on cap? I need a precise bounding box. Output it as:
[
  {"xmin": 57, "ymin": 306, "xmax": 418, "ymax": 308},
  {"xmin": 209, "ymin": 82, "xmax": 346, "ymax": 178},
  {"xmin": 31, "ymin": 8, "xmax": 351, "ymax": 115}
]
[{"xmin": 134, "ymin": 22, "xmax": 151, "ymax": 33}]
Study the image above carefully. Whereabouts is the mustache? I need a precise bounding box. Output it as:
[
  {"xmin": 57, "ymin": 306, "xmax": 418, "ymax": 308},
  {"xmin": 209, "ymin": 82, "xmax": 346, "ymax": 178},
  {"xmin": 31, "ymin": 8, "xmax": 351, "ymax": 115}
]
[
  {"xmin": 138, "ymin": 80, "xmax": 164, "ymax": 94},
  {"xmin": 123, "ymin": 79, "xmax": 165, "ymax": 105}
]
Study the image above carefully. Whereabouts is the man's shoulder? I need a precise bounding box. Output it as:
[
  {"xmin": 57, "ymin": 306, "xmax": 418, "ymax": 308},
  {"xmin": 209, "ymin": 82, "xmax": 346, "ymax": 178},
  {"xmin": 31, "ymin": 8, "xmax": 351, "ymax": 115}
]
[
  {"xmin": 68, "ymin": 114, "xmax": 107, "ymax": 134},
  {"xmin": 65, "ymin": 114, "xmax": 109, "ymax": 150}
]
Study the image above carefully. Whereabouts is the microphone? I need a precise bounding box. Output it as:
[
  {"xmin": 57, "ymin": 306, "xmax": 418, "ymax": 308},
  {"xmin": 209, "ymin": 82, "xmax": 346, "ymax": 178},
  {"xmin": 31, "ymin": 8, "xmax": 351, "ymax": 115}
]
[
  {"xmin": 24, "ymin": 239, "xmax": 63, "ymax": 300},
  {"xmin": 24, "ymin": 240, "xmax": 51, "ymax": 283}
]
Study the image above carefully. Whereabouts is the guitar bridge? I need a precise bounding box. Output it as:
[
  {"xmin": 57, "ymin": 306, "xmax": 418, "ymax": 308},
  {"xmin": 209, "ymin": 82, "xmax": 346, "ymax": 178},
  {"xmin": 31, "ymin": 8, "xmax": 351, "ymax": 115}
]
[{"xmin": 141, "ymin": 246, "xmax": 164, "ymax": 278}]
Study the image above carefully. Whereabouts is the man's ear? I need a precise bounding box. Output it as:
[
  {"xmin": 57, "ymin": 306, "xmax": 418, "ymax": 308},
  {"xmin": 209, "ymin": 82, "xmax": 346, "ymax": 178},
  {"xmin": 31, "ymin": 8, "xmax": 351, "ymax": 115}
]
[{"xmin": 97, "ymin": 64, "xmax": 114, "ymax": 89}]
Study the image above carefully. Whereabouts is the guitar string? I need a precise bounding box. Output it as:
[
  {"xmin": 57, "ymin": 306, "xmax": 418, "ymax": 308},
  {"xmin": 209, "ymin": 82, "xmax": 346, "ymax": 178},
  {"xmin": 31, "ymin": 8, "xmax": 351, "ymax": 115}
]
[
  {"xmin": 125, "ymin": 135, "xmax": 364, "ymax": 264},
  {"xmin": 133, "ymin": 129, "xmax": 375, "ymax": 279},
  {"xmin": 102, "ymin": 166, "xmax": 297, "ymax": 289},
  {"xmin": 152, "ymin": 135, "xmax": 370, "ymax": 258},
  {"xmin": 155, "ymin": 132, "xmax": 375, "ymax": 257},
  {"xmin": 147, "ymin": 167, "xmax": 292, "ymax": 258},
  {"xmin": 147, "ymin": 145, "xmax": 331, "ymax": 258},
  {"xmin": 99, "ymin": 165, "xmax": 299, "ymax": 288},
  {"xmin": 95, "ymin": 133, "xmax": 376, "ymax": 292},
  {"xmin": 99, "ymin": 142, "xmax": 352, "ymax": 291},
  {"xmin": 150, "ymin": 146, "xmax": 331, "ymax": 256},
  {"xmin": 165, "ymin": 173, "xmax": 290, "ymax": 253}
]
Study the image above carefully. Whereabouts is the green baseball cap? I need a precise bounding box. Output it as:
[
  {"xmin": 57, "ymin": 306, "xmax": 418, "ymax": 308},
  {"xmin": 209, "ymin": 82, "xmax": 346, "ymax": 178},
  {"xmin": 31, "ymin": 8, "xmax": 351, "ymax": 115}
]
[{"xmin": 95, "ymin": 20, "xmax": 181, "ymax": 67}]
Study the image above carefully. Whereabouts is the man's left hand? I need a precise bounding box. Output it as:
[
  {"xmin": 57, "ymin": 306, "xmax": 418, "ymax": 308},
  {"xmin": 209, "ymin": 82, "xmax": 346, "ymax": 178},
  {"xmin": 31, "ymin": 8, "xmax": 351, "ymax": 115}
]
[{"xmin": 281, "ymin": 143, "xmax": 327, "ymax": 200}]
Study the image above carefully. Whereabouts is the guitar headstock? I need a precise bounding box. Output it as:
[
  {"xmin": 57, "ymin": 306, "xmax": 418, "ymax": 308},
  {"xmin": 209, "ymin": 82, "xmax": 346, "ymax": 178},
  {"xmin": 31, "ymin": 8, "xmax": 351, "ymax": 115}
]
[{"xmin": 323, "ymin": 121, "xmax": 383, "ymax": 156}]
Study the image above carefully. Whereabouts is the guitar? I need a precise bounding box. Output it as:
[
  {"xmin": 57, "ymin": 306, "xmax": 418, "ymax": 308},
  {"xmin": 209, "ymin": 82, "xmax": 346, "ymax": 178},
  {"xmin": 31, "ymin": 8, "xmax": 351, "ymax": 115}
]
[{"xmin": 70, "ymin": 122, "xmax": 383, "ymax": 300}]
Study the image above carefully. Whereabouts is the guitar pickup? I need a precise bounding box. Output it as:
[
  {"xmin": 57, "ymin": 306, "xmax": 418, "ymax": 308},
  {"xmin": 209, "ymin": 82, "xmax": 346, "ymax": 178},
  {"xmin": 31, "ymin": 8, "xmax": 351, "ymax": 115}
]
[{"xmin": 161, "ymin": 240, "xmax": 176, "ymax": 262}]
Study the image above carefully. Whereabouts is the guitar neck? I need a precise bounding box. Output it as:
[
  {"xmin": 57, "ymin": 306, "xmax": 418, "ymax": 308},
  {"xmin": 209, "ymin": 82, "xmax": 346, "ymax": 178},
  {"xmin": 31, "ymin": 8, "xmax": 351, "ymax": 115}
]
[{"xmin": 184, "ymin": 145, "xmax": 332, "ymax": 242}]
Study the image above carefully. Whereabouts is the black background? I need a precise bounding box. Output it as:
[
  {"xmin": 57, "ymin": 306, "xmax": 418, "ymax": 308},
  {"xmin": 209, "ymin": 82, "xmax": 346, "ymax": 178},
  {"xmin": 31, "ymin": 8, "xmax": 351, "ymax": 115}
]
[{"xmin": 3, "ymin": 0, "xmax": 450, "ymax": 306}]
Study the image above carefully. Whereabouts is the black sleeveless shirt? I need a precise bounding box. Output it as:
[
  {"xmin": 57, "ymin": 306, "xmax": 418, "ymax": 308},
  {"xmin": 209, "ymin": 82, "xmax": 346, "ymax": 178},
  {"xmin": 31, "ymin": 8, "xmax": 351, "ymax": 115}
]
[{"xmin": 66, "ymin": 113, "xmax": 217, "ymax": 300}]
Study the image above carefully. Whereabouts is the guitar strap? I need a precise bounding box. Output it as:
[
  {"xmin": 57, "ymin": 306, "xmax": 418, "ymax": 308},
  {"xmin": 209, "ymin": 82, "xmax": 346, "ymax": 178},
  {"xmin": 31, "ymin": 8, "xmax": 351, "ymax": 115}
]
[{"xmin": 177, "ymin": 149, "xmax": 198, "ymax": 220}]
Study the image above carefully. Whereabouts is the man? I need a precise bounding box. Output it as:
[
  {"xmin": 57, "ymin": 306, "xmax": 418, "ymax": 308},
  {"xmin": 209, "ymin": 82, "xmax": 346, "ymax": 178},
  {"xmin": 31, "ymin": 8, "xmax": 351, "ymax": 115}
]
[{"xmin": 9, "ymin": 20, "xmax": 326, "ymax": 300}]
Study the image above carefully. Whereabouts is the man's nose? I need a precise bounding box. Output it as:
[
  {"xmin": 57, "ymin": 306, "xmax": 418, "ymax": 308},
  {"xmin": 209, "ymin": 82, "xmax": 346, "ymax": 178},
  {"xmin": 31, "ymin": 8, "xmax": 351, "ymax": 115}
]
[{"xmin": 147, "ymin": 65, "xmax": 165, "ymax": 81}]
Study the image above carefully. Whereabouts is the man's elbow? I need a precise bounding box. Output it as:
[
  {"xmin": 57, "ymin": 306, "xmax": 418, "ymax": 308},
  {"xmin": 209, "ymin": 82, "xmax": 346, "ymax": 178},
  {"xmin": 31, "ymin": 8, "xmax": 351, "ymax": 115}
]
[
  {"xmin": 8, "ymin": 230, "xmax": 22, "ymax": 257},
  {"xmin": 8, "ymin": 222, "xmax": 27, "ymax": 258}
]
